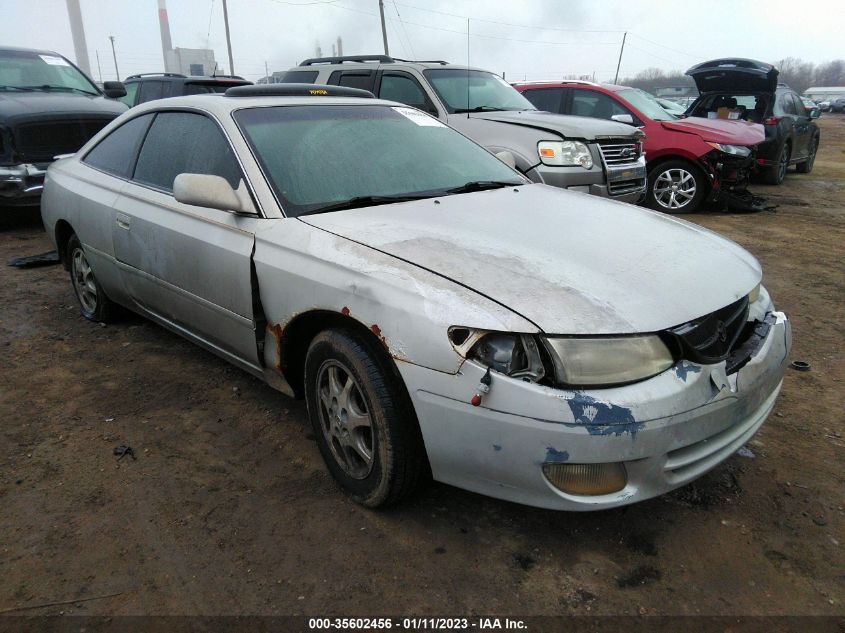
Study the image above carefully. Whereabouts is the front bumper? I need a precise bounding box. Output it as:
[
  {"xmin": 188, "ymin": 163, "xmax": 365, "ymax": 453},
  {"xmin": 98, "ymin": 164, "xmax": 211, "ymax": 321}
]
[
  {"xmin": 398, "ymin": 311, "xmax": 790, "ymax": 511},
  {"xmin": 526, "ymin": 155, "xmax": 647, "ymax": 204},
  {"xmin": 0, "ymin": 163, "xmax": 48, "ymax": 206},
  {"xmin": 700, "ymin": 150, "xmax": 756, "ymax": 203}
]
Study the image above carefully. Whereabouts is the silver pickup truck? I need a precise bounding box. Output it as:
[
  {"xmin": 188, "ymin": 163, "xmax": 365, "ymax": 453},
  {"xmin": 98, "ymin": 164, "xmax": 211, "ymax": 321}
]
[{"xmin": 282, "ymin": 55, "xmax": 646, "ymax": 203}]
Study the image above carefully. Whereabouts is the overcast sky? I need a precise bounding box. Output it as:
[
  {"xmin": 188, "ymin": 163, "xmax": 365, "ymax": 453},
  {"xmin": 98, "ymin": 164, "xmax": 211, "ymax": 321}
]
[{"xmin": 2, "ymin": 0, "xmax": 841, "ymax": 83}]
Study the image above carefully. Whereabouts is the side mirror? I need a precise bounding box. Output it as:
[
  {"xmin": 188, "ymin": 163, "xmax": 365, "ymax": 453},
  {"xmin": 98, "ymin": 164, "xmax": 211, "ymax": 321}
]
[
  {"xmin": 173, "ymin": 173, "xmax": 256, "ymax": 214},
  {"xmin": 495, "ymin": 150, "xmax": 517, "ymax": 169},
  {"xmin": 809, "ymin": 108, "xmax": 821, "ymax": 119},
  {"xmin": 611, "ymin": 113, "xmax": 635, "ymax": 125},
  {"xmin": 102, "ymin": 81, "xmax": 127, "ymax": 98}
]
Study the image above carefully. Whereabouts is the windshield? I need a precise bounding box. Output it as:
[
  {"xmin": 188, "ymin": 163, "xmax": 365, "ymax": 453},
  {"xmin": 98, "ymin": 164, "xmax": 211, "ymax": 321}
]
[
  {"xmin": 0, "ymin": 49, "xmax": 99, "ymax": 94},
  {"xmin": 234, "ymin": 104, "xmax": 525, "ymax": 217},
  {"xmin": 617, "ymin": 88, "xmax": 676, "ymax": 121},
  {"xmin": 423, "ymin": 69, "xmax": 535, "ymax": 114}
]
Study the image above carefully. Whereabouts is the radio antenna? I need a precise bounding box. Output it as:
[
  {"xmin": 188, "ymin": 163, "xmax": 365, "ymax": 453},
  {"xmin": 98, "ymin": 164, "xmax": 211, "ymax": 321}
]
[{"xmin": 466, "ymin": 18, "xmax": 470, "ymax": 118}]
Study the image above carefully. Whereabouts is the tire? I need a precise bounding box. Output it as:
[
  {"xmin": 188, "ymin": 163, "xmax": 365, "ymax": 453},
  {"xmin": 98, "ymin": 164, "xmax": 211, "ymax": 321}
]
[
  {"xmin": 764, "ymin": 141, "xmax": 790, "ymax": 184},
  {"xmin": 796, "ymin": 136, "xmax": 818, "ymax": 173},
  {"xmin": 67, "ymin": 234, "xmax": 118, "ymax": 322},
  {"xmin": 645, "ymin": 160, "xmax": 706, "ymax": 214},
  {"xmin": 304, "ymin": 328, "xmax": 427, "ymax": 507}
]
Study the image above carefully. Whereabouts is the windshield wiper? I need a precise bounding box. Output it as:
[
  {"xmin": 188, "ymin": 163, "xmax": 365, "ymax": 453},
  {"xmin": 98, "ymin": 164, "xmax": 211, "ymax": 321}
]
[
  {"xmin": 453, "ymin": 106, "xmax": 509, "ymax": 113},
  {"xmin": 299, "ymin": 194, "xmax": 433, "ymax": 216},
  {"xmin": 0, "ymin": 85, "xmax": 37, "ymax": 91},
  {"xmin": 17, "ymin": 85, "xmax": 99, "ymax": 96},
  {"xmin": 445, "ymin": 180, "xmax": 522, "ymax": 195}
]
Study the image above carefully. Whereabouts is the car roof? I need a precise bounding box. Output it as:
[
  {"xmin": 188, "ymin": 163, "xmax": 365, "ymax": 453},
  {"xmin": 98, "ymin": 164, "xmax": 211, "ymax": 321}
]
[
  {"xmin": 513, "ymin": 80, "xmax": 629, "ymax": 92},
  {"xmin": 125, "ymin": 73, "xmax": 248, "ymax": 82},
  {"xmin": 0, "ymin": 45, "xmax": 65, "ymax": 57},
  {"xmin": 291, "ymin": 56, "xmax": 488, "ymax": 73}
]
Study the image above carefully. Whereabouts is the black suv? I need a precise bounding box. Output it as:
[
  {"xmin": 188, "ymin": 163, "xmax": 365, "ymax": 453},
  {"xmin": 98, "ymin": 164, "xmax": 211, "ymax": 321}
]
[
  {"xmin": 119, "ymin": 73, "xmax": 251, "ymax": 107},
  {"xmin": 685, "ymin": 58, "xmax": 820, "ymax": 185},
  {"xmin": 1, "ymin": 46, "xmax": 127, "ymax": 207}
]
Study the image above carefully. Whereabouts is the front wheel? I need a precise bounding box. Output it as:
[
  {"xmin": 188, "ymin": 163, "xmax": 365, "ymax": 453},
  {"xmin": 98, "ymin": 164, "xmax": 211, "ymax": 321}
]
[
  {"xmin": 67, "ymin": 234, "xmax": 118, "ymax": 322},
  {"xmin": 304, "ymin": 328, "xmax": 427, "ymax": 507},
  {"xmin": 795, "ymin": 137, "xmax": 818, "ymax": 173},
  {"xmin": 645, "ymin": 161, "xmax": 706, "ymax": 214}
]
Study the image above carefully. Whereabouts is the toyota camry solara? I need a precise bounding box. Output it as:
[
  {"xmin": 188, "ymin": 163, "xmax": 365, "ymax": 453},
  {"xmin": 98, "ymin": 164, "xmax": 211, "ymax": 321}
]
[{"xmin": 41, "ymin": 84, "xmax": 791, "ymax": 510}]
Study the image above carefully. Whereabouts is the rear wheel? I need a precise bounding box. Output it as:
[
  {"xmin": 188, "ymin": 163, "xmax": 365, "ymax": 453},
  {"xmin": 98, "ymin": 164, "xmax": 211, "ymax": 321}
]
[
  {"xmin": 796, "ymin": 136, "xmax": 818, "ymax": 173},
  {"xmin": 764, "ymin": 141, "xmax": 790, "ymax": 184},
  {"xmin": 68, "ymin": 234, "xmax": 118, "ymax": 322},
  {"xmin": 304, "ymin": 328, "xmax": 427, "ymax": 507},
  {"xmin": 646, "ymin": 160, "xmax": 706, "ymax": 214}
]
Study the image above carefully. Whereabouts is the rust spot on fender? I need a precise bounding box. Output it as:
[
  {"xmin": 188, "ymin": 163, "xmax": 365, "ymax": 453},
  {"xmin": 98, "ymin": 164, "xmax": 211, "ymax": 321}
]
[
  {"xmin": 341, "ymin": 306, "xmax": 350, "ymax": 316},
  {"xmin": 370, "ymin": 324, "xmax": 389, "ymax": 351},
  {"xmin": 266, "ymin": 323, "xmax": 284, "ymax": 370}
]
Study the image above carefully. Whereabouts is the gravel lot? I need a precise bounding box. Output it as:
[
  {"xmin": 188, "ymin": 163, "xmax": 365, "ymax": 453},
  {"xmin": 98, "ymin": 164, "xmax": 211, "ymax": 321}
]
[{"xmin": 1, "ymin": 116, "xmax": 843, "ymax": 618}]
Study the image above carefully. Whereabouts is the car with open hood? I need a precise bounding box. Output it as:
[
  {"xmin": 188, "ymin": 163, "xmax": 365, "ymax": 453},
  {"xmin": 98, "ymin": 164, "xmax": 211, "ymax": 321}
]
[
  {"xmin": 41, "ymin": 84, "xmax": 791, "ymax": 511},
  {"xmin": 685, "ymin": 58, "xmax": 820, "ymax": 185},
  {"xmin": 0, "ymin": 46, "xmax": 127, "ymax": 207},
  {"xmin": 282, "ymin": 55, "xmax": 647, "ymax": 204},
  {"xmin": 513, "ymin": 79, "xmax": 764, "ymax": 213}
]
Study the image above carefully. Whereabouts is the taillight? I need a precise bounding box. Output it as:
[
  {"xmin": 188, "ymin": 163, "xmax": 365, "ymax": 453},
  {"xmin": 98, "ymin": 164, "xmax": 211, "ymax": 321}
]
[{"xmin": 763, "ymin": 117, "xmax": 780, "ymax": 125}]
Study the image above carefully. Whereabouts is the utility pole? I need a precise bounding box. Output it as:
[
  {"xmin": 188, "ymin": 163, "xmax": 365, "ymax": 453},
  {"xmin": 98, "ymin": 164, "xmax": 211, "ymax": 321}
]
[
  {"xmin": 378, "ymin": 0, "xmax": 389, "ymax": 56},
  {"xmin": 95, "ymin": 50, "xmax": 102, "ymax": 82},
  {"xmin": 614, "ymin": 31, "xmax": 627, "ymax": 84},
  {"xmin": 222, "ymin": 0, "xmax": 235, "ymax": 76},
  {"xmin": 108, "ymin": 35, "xmax": 119, "ymax": 80}
]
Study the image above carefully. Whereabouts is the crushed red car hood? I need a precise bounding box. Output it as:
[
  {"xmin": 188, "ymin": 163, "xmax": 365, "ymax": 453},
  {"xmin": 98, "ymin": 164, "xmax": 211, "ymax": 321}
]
[{"xmin": 660, "ymin": 118, "xmax": 765, "ymax": 146}]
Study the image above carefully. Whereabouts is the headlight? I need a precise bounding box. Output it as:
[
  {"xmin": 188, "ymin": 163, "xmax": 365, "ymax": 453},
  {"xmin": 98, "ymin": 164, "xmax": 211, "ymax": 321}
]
[
  {"xmin": 449, "ymin": 328, "xmax": 545, "ymax": 382},
  {"xmin": 538, "ymin": 140, "xmax": 593, "ymax": 168},
  {"xmin": 542, "ymin": 335, "xmax": 674, "ymax": 386},
  {"xmin": 706, "ymin": 142, "xmax": 751, "ymax": 157}
]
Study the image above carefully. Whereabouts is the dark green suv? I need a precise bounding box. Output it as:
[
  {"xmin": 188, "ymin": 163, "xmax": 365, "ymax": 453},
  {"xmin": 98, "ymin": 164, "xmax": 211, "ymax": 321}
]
[{"xmin": 119, "ymin": 73, "xmax": 251, "ymax": 107}]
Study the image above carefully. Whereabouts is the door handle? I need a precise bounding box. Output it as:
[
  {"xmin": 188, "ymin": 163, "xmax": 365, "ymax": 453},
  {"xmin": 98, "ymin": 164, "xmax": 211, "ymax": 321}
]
[{"xmin": 116, "ymin": 213, "xmax": 130, "ymax": 230}]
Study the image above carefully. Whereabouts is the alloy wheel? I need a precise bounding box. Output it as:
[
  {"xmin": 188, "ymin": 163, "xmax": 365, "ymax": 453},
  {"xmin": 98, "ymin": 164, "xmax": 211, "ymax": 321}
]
[
  {"xmin": 652, "ymin": 168, "xmax": 697, "ymax": 210},
  {"xmin": 316, "ymin": 360, "xmax": 374, "ymax": 479},
  {"xmin": 71, "ymin": 247, "xmax": 98, "ymax": 314},
  {"xmin": 778, "ymin": 146, "xmax": 789, "ymax": 182}
]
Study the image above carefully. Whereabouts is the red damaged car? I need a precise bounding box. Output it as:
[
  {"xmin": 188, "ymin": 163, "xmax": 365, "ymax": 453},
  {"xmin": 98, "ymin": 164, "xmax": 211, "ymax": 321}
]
[{"xmin": 513, "ymin": 80, "xmax": 764, "ymax": 213}]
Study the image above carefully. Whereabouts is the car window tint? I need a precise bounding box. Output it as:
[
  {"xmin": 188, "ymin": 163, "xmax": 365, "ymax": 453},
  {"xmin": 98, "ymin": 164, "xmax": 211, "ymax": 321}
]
[
  {"xmin": 137, "ymin": 80, "xmax": 164, "ymax": 104},
  {"xmin": 133, "ymin": 112, "xmax": 242, "ymax": 192},
  {"xmin": 280, "ymin": 70, "xmax": 318, "ymax": 83},
  {"xmin": 570, "ymin": 89, "xmax": 628, "ymax": 120},
  {"xmin": 779, "ymin": 93, "xmax": 797, "ymax": 115},
  {"xmin": 791, "ymin": 94, "xmax": 806, "ymax": 116},
  {"xmin": 119, "ymin": 82, "xmax": 139, "ymax": 106},
  {"xmin": 82, "ymin": 114, "xmax": 154, "ymax": 178},
  {"xmin": 336, "ymin": 72, "xmax": 373, "ymax": 91},
  {"xmin": 378, "ymin": 73, "xmax": 436, "ymax": 114},
  {"xmin": 521, "ymin": 88, "xmax": 563, "ymax": 113}
]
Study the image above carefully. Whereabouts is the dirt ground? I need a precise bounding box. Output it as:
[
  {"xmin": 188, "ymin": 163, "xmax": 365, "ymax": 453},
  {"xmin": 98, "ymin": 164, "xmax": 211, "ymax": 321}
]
[{"xmin": 0, "ymin": 116, "xmax": 843, "ymax": 620}]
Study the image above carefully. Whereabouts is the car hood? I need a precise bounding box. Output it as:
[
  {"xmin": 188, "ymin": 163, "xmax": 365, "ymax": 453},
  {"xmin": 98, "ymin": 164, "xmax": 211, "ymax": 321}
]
[
  {"xmin": 300, "ymin": 185, "xmax": 761, "ymax": 334},
  {"xmin": 686, "ymin": 58, "xmax": 778, "ymax": 94},
  {"xmin": 0, "ymin": 91, "xmax": 127, "ymax": 122},
  {"xmin": 661, "ymin": 117, "xmax": 765, "ymax": 146},
  {"xmin": 468, "ymin": 109, "xmax": 642, "ymax": 140}
]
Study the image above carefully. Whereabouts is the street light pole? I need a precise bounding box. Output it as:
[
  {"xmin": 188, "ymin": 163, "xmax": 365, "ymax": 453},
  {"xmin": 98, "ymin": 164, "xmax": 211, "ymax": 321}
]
[
  {"xmin": 222, "ymin": 0, "xmax": 235, "ymax": 76},
  {"xmin": 378, "ymin": 0, "xmax": 389, "ymax": 56},
  {"xmin": 614, "ymin": 31, "xmax": 627, "ymax": 84},
  {"xmin": 108, "ymin": 35, "xmax": 119, "ymax": 80}
]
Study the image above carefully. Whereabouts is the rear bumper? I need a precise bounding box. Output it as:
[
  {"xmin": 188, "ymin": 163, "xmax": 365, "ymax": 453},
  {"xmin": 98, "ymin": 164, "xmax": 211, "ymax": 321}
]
[
  {"xmin": 398, "ymin": 310, "xmax": 790, "ymax": 511},
  {"xmin": 0, "ymin": 163, "xmax": 47, "ymax": 205}
]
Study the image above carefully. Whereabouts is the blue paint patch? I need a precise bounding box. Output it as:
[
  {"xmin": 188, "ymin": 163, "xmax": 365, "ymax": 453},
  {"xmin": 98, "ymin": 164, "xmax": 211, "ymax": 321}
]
[
  {"xmin": 674, "ymin": 361, "xmax": 702, "ymax": 381},
  {"xmin": 545, "ymin": 446, "xmax": 569, "ymax": 462},
  {"xmin": 564, "ymin": 393, "xmax": 644, "ymax": 438},
  {"xmin": 492, "ymin": 444, "xmax": 502, "ymax": 452}
]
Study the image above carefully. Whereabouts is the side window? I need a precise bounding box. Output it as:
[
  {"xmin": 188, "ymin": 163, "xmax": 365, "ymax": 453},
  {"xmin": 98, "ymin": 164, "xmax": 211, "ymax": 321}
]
[
  {"xmin": 136, "ymin": 80, "xmax": 164, "ymax": 104},
  {"xmin": 329, "ymin": 70, "xmax": 374, "ymax": 91},
  {"xmin": 378, "ymin": 73, "xmax": 437, "ymax": 114},
  {"xmin": 82, "ymin": 114, "xmax": 154, "ymax": 178},
  {"xmin": 520, "ymin": 88, "xmax": 563, "ymax": 113},
  {"xmin": 779, "ymin": 93, "xmax": 797, "ymax": 116},
  {"xmin": 791, "ymin": 93, "xmax": 806, "ymax": 116},
  {"xmin": 570, "ymin": 89, "xmax": 629, "ymax": 120},
  {"xmin": 119, "ymin": 82, "xmax": 139, "ymax": 107},
  {"xmin": 133, "ymin": 112, "xmax": 242, "ymax": 193},
  {"xmin": 280, "ymin": 70, "xmax": 318, "ymax": 83}
]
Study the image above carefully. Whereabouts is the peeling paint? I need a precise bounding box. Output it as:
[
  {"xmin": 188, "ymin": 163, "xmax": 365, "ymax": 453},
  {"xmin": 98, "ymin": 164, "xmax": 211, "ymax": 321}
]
[
  {"xmin": 674, "ymin": 360, "xmax": 702, "ymax": 381},
  {"xmin": 493, "ymin": 444, "xmax": 502, "ymax": 452},
  {"xmin": 545, "ymin": 446, "xmax": 569, "ymax": 462},
  {"xmin": 370, "ymin": 323, "xmax": 390, "ymax": 351},
  {"xmin": 564, "ymin": 393, "xmax": 643, "ymax": 437},
  {"xmin": 266, "ymin": 322, "xmax": 284, "ymax": 370}
]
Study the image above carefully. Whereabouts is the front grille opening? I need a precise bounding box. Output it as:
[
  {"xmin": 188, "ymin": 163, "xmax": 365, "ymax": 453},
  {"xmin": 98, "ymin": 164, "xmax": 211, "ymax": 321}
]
[
  {"xmin": 665, "ymin": 296, "xmax": 750, "ymax": 366},
  {"xmin": 597, "ymin": 139, "xmax": 642, "ymax": 166}
]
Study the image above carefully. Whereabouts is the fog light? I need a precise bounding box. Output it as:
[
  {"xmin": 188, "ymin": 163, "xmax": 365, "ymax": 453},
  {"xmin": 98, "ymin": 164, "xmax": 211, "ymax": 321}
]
[{"xmin": 542, "ymin": 462, "xmax": 627, "ymax": 496}]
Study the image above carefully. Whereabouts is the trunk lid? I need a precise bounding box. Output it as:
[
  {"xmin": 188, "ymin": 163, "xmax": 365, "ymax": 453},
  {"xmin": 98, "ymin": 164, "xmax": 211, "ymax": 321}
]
[{"xmin": 686, "ymin": 58, "xmax": 779, "ymax": 94}]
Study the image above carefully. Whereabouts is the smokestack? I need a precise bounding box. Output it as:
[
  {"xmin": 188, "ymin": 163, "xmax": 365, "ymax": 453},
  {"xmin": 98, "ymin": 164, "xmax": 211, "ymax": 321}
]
[
  {"xmin": 157, "ymin": 0, "xmax": 174, "ymax": 71},
  {"xmin": 336, "ymin": 36, "xmax": 343, "ymax": 57},
  {"xmin": 65, "ymin": 0, "xmax": 91, "ymax": 76}
]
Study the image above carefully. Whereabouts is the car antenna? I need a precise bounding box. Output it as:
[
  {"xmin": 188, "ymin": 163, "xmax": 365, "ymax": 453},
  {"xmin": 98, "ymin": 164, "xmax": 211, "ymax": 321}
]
[{"xmin": 466, "ymin": 18, "xmax": 470, "ymax": 119}]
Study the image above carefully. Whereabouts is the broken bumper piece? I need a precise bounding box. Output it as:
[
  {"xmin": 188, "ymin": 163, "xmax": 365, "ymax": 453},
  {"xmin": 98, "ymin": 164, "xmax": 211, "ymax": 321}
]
[
  {"xmin": 0, "ymin": 163, "xmax": 47, "ymax": 205},
  {"xmin": 398, "ymin": 311, "xmax": 790, "ymax": 511}
]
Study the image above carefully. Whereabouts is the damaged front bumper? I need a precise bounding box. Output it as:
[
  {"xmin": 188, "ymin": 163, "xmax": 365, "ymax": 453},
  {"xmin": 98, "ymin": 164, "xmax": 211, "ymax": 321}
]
[
  {"xmin": 700, "ymin": 149, "xmax": 756, "ymax": 207},
  {"xmin": 0, "ymin": 163, "xmax": 48, "ymax": 206},
  {"xmin": 527, "ymin": 154, "xmax": 647, "ymax": 204},
  {"xmin": 398, "ymin": 310, "xmax": 790, "ymax": 511}
]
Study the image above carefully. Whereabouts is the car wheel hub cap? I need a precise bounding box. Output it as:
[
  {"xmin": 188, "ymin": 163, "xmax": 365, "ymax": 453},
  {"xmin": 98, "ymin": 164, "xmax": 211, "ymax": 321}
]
[
  {"xmin": 316, "ymin": 360, "xmax": 374, "ymax": 479},
  {"xmin": 71, "ymin": 248, "xmax": 97, "ymax": 313},
  {"xmin": 653, "ymin": 168, "xmax": 695, "ymax": 210}
]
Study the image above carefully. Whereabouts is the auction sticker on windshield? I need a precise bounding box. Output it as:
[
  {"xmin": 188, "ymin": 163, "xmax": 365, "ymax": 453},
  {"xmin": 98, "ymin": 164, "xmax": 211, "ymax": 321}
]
[
  {"xmin": 39, "ymin": 55, "xmax": 70, "ymax": 66},
  {"xmin": 392, "ymin": 106, "xmax": 445, "ymax": 127}
]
